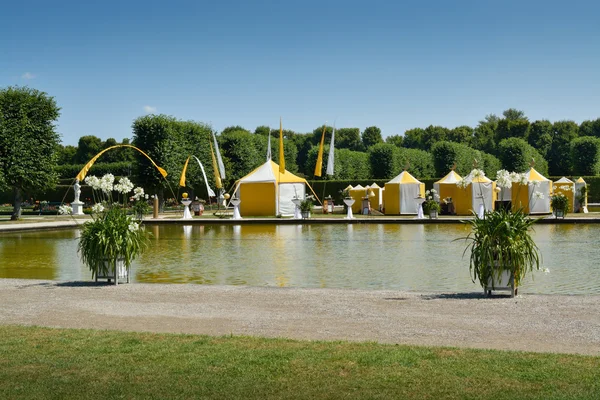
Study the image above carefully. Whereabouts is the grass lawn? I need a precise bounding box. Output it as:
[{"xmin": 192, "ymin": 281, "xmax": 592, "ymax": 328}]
[{"xmin": 0, "ymin": 326, "xmax": 598, "ymax": 399}]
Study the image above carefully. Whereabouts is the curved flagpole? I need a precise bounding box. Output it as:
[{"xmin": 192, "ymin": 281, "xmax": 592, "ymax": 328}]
[{"xmin": 76, "ymin": 144, "xmax": 167, "ymax": 182}]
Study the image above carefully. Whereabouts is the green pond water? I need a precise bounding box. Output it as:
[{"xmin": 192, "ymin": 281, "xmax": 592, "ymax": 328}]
[{"xmin": 1, "ymin": 224, "xmax": 599, "ymax": 294}]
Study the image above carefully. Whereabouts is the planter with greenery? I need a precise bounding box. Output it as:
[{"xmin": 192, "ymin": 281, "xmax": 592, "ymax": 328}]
[
  {"xmin": 77, "ymin": 174, "xmax": 151, "ymax": 284},
  {"xmin": 550, "ymin": 193, "xmax": 569, "ymax": 218},
  {"xmin": 461, "ymin": 208, "xmax": 541, "ymax": 297},
  {"xmin": 300, "ymin": 196, "xmax": 314, "ymax": 219},
  {"xmin": 422, "ymin": 189, "xmax": 441, "ymax": 219}
]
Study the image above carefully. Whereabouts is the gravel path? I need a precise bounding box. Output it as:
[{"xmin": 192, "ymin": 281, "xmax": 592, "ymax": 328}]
[{"xmin": 1, "ymin": 279, "xmax": 599, "ymax": 356}]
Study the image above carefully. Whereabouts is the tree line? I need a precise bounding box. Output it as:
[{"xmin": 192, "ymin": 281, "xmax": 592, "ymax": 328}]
[{"xmin": 3, "ymin": 85, "xmax": 600, "ymax": 218}]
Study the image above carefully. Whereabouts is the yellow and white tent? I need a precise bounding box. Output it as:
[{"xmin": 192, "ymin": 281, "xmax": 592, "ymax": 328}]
[
  {"xmin": 511, "ymin": 167, "xmax": 552, "ymax": 214},
  {"xmin": 366, "ymin": 182, "xmax": 383, "ymax": 211},
  {"xmin": 233, "ymin": 160, "xmax": 318, "ymax": 216},
  {"xmin": 553, "ymin": 177, "xmax": 575, "ymax": 212},
  {"xmin": 433, "ymin": 170, "xmax": 461, "ymax": 202},
  {"xmin": 575, "ymin": 177, "xmax": 588, "ymax": 212},
  {"xmin": 454, "ymin": 172, "xmax": 496, "ymax": 215},
  {"xmin": 384, "ymin": 171, "xmax": 425, "ymax": 215}
]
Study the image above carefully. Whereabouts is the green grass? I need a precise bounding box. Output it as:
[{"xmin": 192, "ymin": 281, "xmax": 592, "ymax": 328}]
[{"xmin": 0, "ymin": 326, "xmax": 598, "ymax": 399}]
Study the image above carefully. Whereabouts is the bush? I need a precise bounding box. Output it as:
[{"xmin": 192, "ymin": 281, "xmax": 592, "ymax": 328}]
[
  {"xmin": 56, "ymin": 162, "xmax": 133, "ymax": 179},
  {"xmin": 497, "ymin": 138, "xmax": 548, "ymax": 175},
  {"xmin": 570, "ymin": 136, "xmax": 600, "ymax": 176}
]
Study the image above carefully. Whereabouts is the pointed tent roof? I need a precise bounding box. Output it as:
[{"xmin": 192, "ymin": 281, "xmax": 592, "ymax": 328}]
[
  {"xmin": 554, "ymin": 177, "xmax": 574, "ymax": 184},
  {"xmin": 576, "ymin": 177, "xmax": 586, "ymax": 183},
  {"xmin": 471, "ymin": 175, "xmax": 491, "ymax": 183},
  {"xmin": 435, "ymin": 170, "xmax": 462, "ymax": 184},
  {"xmin": 525, "ymin": 167, "xmax": 550, "ymax": 182},
  {"xmin": 388, "ymin": 170, "xmax": 421, "ymax": 184},
  {"xmin": 344, "ymin": 184, "xmax": 353, "ymax": 191},
  {"xmin": 237, "ymin": 160, "xmax": 306, "ymax": 184},
  {"xmin": 349, "ymin": 184, "xmax": 365, "ymax": 192},
  {"xmin": 369, "ymin": 182, "xmax": 381, "ymax": 189}
]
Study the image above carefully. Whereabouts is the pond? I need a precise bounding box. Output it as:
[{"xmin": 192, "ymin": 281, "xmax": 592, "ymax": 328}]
[{"xmin": 1, "ymin": 223, "xmax": 599, "ymax": 295}]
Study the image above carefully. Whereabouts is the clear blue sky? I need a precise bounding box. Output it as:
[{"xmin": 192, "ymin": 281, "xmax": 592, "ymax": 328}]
[{"xmin": 1, "ymin": 0, "xmax": 599, "ymax": 146}]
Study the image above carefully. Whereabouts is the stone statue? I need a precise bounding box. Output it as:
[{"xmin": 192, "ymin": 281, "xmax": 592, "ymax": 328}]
[{"xmin": 74, "ymin": 180, "xmax": 81, "ymax": 203}]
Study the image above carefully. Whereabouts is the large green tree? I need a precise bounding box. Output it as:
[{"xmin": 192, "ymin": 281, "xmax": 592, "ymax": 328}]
[
  {"xmin": 527, "ymin": 120, "xmax": 553, "ymax": 159},
  {"xmin": 361, "ymin": 126, "xmax": 383, "ymax": 149},
  {"xmin": 547, "ymin": 121, "xmax": 579, "ymax": 176},
  {"xmin": 571, "ymin": 137, "xmax": 600, "ymax": 176},
  {"xmin": 75, "ymin": 135, "xmax": 103, "ymax": 164},
  {"xmin": 0, "ymin": 86, "xmax": 61, "ymax": 219}
]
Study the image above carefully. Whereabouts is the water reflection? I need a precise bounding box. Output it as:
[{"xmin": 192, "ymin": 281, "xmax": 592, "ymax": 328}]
[{"xmin": 0, "ymin": 224, "xmax": 599, "ymax": 294}]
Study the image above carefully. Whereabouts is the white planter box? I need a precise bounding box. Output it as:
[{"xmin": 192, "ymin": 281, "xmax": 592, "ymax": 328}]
[
  {"xmin": 485, "ymin": 268, "xmax": 515, "ymax": 297},
  {"xmin": 96, "ymin": 257, "xmax": 129, "ymax": 285}
]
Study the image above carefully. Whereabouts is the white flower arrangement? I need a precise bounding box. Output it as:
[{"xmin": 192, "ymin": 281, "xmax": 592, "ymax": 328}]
[{"xmin": 58, "ymin": 204, "xmax": 73, "ymax": 215}]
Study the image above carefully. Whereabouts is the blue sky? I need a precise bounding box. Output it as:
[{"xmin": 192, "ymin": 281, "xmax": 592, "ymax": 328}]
[{"xmin": 1, "ymin": 0, "xmax": 599, "ymax": 145}]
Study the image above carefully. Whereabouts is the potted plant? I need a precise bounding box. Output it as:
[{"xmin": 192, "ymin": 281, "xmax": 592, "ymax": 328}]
[
  {"xmin": 461, "ymin": 208, "xmax": 541, "ymax": 297},
  {"xmin": 550, "ymin": 192, "xmax": 569, "ymax": 219},
  {"xmin": 300, "ymin": 196, "xmax": 314, "ymax": 219},
  {"xmin": 422, "ymin": 189, "xmax": 440, "ymax": 219},
  {"xmin": 78, "ymin": 174, "xmax": 151, "ymax": 284},
  {"xmin": 131, "ymin": 187, "xmax": 150, "ymax": 219}
]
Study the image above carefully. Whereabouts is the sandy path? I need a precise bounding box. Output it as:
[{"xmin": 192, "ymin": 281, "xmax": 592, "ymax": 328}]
[{"xmin": 1, "ymin": 279, "xmax": 598, "ymax": 356}]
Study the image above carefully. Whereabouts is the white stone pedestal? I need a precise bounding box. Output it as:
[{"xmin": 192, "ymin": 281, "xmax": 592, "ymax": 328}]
[{"xmin": 71, "ymin": 201, "xmax": 84, "ymax": 215}]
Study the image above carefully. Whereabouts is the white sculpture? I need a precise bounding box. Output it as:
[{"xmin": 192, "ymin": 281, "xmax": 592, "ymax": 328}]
[{"xmin": 71, "ymin": 180, "xmax": 84, "ymax": 215}]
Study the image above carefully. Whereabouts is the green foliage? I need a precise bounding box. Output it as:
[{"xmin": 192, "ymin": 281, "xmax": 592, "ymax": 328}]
[
  {"xmin": 57, "ymin": 145, "xmax": 77, "ymax": 164},
  {"xmin": 220, "ymin": 130, "xmax": 262, "ymax": 186},
  {"xmin": 502, "ymin": 108, "xmax": 527, "ymax": 121},
  {"xmin": 368, "ymin": 143, "xmax": 396, "ymax": 179},
  {"xmin": 305, "ymin": 146, "xmax": 369, "ymax": 180},
  {"xmin": 0, "ymin": 86, "xmax": 61, "ymax": 219},
  {"xmin": 396, "ymin": 148, "xmax": 435, "ymax": 178},
  {"xmin": 570, "ymin": 137, "xmax": 600, "ymax": 176},
  {"xmin": 430, "ymin": 141, "xmax": 498, "ymax": 178},
  {"xmin": 461, "ymin": 208, "xmax": 541, "ymax": 289},
  {"xmin": 335, "ymin": 127, "xmax": 363, "ymax": 151},
  {"xmin": 361, "ymin": 126, "xmax": 383, "ymax": 148},
  {"xmin": 528, "ymin": 120, "xmax": 554, "ymax": 159},
  {"xmin": 497, "ymin": 137, "xmax": 548, "ymax": 175},
  {"xmin": 422, "ymin": 125, "xmax": 450, "ymax": 151},
  {"xmin": 471, "ymin": 121, "xmax": 496, "ymax": 154},
  {"xmin": 447, "ymin": 125, "xmax": 473, "ymax": 146},
  {"xmin": 550, "ymin": 193, "xmax": 570, "ymax": 212},
  {"xmin": 75, "ymin": 135, "xmax": 103, "ymax": 164},
  {"xmin": 56, "ymin": 162, "xmax": 133, "ymax": 179},
  {"xmin": 402, "ymin": 128, "xmax": 425, "ymax": 149},
  {"xmin": 547, "ymin": 120, "xmax": 579, "ymax": 176},
  {"xmin": 496, "ymin": 118, "xmax": 530, "ymax": 142},
  {"xmin": 78, "ymin": 206, "xmax": 150, "ymax": 278},
  {"xmin": 385, "ymin": 134, "xmax": 403, "ymax": 148}
]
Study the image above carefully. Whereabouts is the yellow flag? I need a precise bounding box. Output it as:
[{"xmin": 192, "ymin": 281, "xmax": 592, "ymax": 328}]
[
  {"xmin": 210, "ymin": 141, "xmax": 223, "ymax": 189},
  {"xmin": 279, "ymin": 117, "xmax": 285, "ymax": 174},
  {"xmin": 314, "ymin": 124, "xmax": 326, "ymax": 177},
  {"xmin": 179, "ymin": 156, "xmax": 190, "ymax": 187}
]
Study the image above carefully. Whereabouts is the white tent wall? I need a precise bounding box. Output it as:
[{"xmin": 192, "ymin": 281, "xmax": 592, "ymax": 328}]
[
  {"xmin": 400, "ymin": 183, "xmax": 420, "ymax": 214},
  {"xmin": 575, "ymin": 181, "xmax": 586, "ymax": 211},
  {"xmin": 433, "ymin": 183, "xmax": 440, "ymax": 193},
  {"xmin": 499, "ymin": 186, "xmax": 512, "ymax": 201},
  {"xmin": 471, "ymin": 182, "xmax": 494, "ymax": 212},
  {"xmin": 278, "ymin": 183, "xmax": 305, "ymax": 216},
  {"xmin": 528, "ymin": 181, "xmax": 551, "ymax": 213}
]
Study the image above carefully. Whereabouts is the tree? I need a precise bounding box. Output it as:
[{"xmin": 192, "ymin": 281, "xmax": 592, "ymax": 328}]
[
  {"xmin": 579, "ymin": 119, "xmax": 600, "ymax": 138},
  {"xmin": 447, "ymin": 125, "xmax": 473, "ymax": 146},
  {"xmin": 547, "ymin": 121, "xmax": 579, "ymax": 176},
  {"xmin": 502, "ymin": 108, "xmax": 527, "ymax": 121},
  {"xmin": 57, "ymin": 145, "xmax": 77, "ymax": 165},
  {"xmin": 361, "ymin": 126, "xmax": 383, "ymax": 148},
  {"xmin": 254, "ymin": 125, "xmax": 271, "ymax": 136},
  {"xmin": 0, "ymin": 86, "xmax": 61, "ymax": 219},
  {"xmin": 385, "ymin": 134, "xmax": 403, "ymax": 148},
  {"xmin": 528, "ymin": 120, "xmax": 553, "ymax": 159},
  {"xmin": 402, "ymin": 128, "xmax": 425, "ymax": 150},
  {"xmin": 75, "ymin": 135, "xmax": 103, "ymax": 164},
  {"xmin": 335, "ymin": 128, "xmax": 363, "ymax": 151},
  {"xmin": 132, "ymin": 115, "xmax": 188, "ymax": 204},
  {"xmin": 368, "ymin": 143, "xmax": 396, "ymax": 179},
  {"xmin": 472, "ymin": 119, "xmax": 497, "ymax": 154},
  {"xmin": 396, "ymin": 148, "xmax": 435, "ymax": 178},
  {"xmin": 422, "ymin": 125, "xmax": 450, "ymax": 151},
  {"xmin": 496, "ymin": 118, "xmax": 530, "ymax": 143},
  {"xmin": 221, "ymin": 125, "xmax": 250, "ymax": 135},
  {"xmin": 571, "ymin": 137, "xmax": 600, "ymax": 176},
  {"xmin": 497, "ymin": 137, "xmax": 548, "ymax": 175}
]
